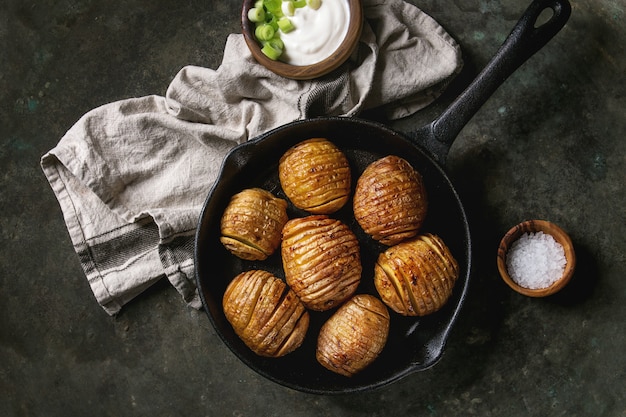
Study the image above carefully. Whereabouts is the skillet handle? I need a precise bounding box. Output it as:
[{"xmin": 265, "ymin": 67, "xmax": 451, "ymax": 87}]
[{"xmin": 429, "ymin": 0, "xmax": 571, "ymax": 155}]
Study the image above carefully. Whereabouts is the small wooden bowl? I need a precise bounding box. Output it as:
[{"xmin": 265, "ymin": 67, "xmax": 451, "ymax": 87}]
[
  {"xmin": 241, "ymin": 0, "xmax": 363, "ymax": 80},
  {"xmin": 497, "ymin": 220, "xmax": 576, "ymax": 297}
]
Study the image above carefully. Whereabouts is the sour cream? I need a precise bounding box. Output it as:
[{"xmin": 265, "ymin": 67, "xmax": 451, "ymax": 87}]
[{"xmin": 279, "ymin": 0, "xmax": 351, "ymax": 66}]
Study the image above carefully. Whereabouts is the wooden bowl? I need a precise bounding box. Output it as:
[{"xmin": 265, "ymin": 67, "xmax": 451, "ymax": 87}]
[
  {"xmin": 241, "ymin": 0, "xmax": 363, "ymax": 80},
  {"xmin": 497, "ymin": 220, "xmax": 576, "ymax": 297}
]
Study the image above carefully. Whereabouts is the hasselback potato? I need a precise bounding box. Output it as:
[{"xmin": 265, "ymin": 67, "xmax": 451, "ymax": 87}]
[
  {"xmin": 374, "ymin": 233, "xmax": 459, "ymax": 316},
  {"xmin": 279, "ymin": 138, "xmax": 351, "ymax": 214},
  {"xmin": 316, "ymin": 294, "xmax": 390, "ymax": 377},
  {"xmin": 220, "ymin": 188, "xmax": 289, "ymax": 261},
  {"xmin": 281, "ymin": 215, "xmax": 361, "ymax": 311},
  {"xmin": 223, "ymin": 269, "xmax": 309, "ymax": 357},
  {"xmin": 353, "ymin": 155, "xmax": 427, "ymax": 246}
]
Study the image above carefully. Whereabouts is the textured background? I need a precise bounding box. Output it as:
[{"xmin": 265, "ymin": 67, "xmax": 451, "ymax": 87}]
[{"xmin": 1, "ymin": 0, "xmax": 624, "ymax": 415}]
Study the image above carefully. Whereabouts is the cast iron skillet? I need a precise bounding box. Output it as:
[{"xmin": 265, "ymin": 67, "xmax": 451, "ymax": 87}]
[{"xmin": 195, "ymin": 0, "xmax": 571, "ymax": 394}]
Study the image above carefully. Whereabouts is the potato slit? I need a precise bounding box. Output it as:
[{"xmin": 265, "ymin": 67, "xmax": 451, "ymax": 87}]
[
  {"xmin": 241, "ymin": 272, "xmax": 268, "ymax": 327},
  {"xmin": 274, "ymin": 306, "xmax": 309, "ymax": 357},
  {"xmin": 424, "ymin": 249, "xmax": 450, "ymax": 305},
  {"xmin": 246, "ymin": 278, "xmax": 285, "ymax": 345},
  {"xmin": 379, "ymin": 261, "xmax": 410, "ymax": 313},
  {"xmin": 302, "ymin": 273, "xmax": 360, "ymax": 305},
  {"xmin": 423, "ymin": 234, "xmax": 459, "ymax": 278},
  {"xmin": 224, "ymin": 270, "xmax": 265, "ymax": 331},
  {"xmin": 420, "ymin": 235, "xmax": 458, "ymax": 300},
  {"xmin": 399, "ymin": 260, "xmax": 422, "ymax": 315},
  {"xmin": 284, "ymin": 224, "xmax": 353, "ymax": 267},
  {"xmin": 222, "ymin": 234, "xmax": 270, "ymax": 255},
  {"xmin": 414, "ymin": 253, "xmax": 439, "ymax": 313},
  {"xmin": 307, "ymin": 195, "xmax": 349, "ymax": 212},
  {"xmin": 353, "ymin": 297, "xmax": 390, "ymax": 321},
  {"xmin": 256, "ymin": 287, "xmax": 298, "ymax": 356}
]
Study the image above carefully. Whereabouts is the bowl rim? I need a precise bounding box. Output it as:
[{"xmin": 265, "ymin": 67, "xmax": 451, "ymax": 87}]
[
  {"xmin": 241, "ymin": 0, "xmax": 364, "ymax": 80},
  {"xmin": 496, "ymin": 219, "xmax": 576, "ymax": 297}
]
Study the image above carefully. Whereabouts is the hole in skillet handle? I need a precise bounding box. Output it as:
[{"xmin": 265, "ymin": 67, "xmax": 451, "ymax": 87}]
[
  {"xmin": 534, "ymin": 8, "xmax": 556, "ymax": 28},
  {"xmin": 405, "ymin": 0, "xmax": 571, "ymax": 164}
]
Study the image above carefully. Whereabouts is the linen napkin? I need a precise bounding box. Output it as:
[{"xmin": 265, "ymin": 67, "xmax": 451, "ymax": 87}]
[{"xmin": 41, "ymin": 0, "xmax": 462, "ymax": 315}]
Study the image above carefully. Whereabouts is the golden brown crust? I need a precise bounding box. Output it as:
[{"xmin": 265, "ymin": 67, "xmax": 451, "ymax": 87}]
[
  {"xmin": 374, "ymin": 234, "xmax": 459, "ymax": 316},
  {"xmin": 281, "ymin": 215, "xmax": 361, "ymax": 311},
  {"xmin": 220, "ymin": 188, "xmax": 289, "ymax": 261},
  {"xmin": 316, "ymin": 294, "xmax": 390, "ymax": 377},
  {"xmin": 223, "ymin": 270, "xmax": 309, "ymax": 357},
  {"xmin": 353, "ymin": 155, "xmax": 427, "ymax": 246},
  {"xmin": 279, "ymin": 138, "xmax": 351, "ymax": 214}
]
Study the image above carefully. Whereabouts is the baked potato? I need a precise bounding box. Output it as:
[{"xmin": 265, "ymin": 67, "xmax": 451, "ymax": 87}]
[
  {"xmin": 223, "ymin": 269, "xmax": 309, "ymax": 357},
  {"xmin": 279, "ymin": 138, "xmax": 351, "ymax": 214},
  {"xmin": 353, "ymin": 155, "xmax": 427, "ymax": 246},
  {"xmin": 281, "ymin": 215, "xmax": 361, "ymax": 311},
  {"xmin": 374, "ymin": 233, "xmax": 459, "ymax": 316},
  {"xmin": 220, "ymin": 188, "xmax": 289, "ymax": 261},
  {"xmin": 316, "ymin": 294, "xmax": 390, "ymax": 377}
]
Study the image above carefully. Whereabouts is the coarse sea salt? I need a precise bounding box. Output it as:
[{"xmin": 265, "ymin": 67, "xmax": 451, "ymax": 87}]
[{"xmin": 506, "ymin": 231, "xmax": 567, "ymax": 289}]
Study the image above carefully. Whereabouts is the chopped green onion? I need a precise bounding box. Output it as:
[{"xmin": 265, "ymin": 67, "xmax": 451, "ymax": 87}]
[
  {"xmin": 263, "ymin": 0, "xmax": 282, "ymax": 13},
  {"xmin": 267, "ymin": 36, "xmax": 284, "ymax": 51},
  {"xmin": 247, "ymin": 7, "xmax": 266, "ymax": 23},
  {"xmin": 293, "ymin": 0, "xmax": 306, "ymax": 7},
  {"xmin": 306, "ymin": 0, "xmax": 321, "ymax": 10},
  {"xmin": 277, "ymin": 16, "xmax": 295, "ymax": 33},
  {"xmin": 255, "ymin": 24, "xmax": 275, "ymax": 41},
  {"xmin": 282, "ymin": 0, "xmax": 295, "ymax": 16},
  {"xmin": 254, "ymin": 0, "xmax": 264, "ymax": 8},
  {"xmin": 265, "ymin": 13, "xmax": 279, "ymax": 30},
  {"xmin": 261, "ymin": 42, "xmax": 282, "ymax": 60}
]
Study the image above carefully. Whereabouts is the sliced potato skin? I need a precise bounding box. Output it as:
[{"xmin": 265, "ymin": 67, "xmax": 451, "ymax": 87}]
[
  {"xmin": 316, "ymin": 294, "xmax": 390, "ymax": 377},
  {"xmin": 279, "ymin": 138, "xmax": 351, "ymax": 214},
  {"xmin": 281, "ymin": 215, "xmax": 361, "ymax": 311},
  {"xmin": 353, "ymin": 155, "xmax": 427, "ymax": 246},
  {"xmin": 223, "ymin": 270, "xmax": 309, "ymax": 357},
  {"xmin": 220, "ymin": 188, "xmax": 289, "ymax": 261},
  {"xmin": 374, "ymin": 233, "xmax": 459, "ymax": 316}
]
